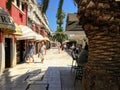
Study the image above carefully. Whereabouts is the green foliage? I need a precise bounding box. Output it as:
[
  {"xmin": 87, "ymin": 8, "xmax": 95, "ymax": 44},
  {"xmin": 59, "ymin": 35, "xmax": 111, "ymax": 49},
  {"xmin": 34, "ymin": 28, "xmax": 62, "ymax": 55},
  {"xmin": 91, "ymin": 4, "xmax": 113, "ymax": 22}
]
[
  {"xmin": 40, "ymin": 0, "xmax": 68, "ymax": 43},
  {"xmin": 53, "ymin": 0, "xmax": 67, "ymax": 43},
  {"xmin": 56, "ymin": 26, "xmax": 63, "ymax": 32},
  {"xmin": 56, "ymin": 0, "xmax": 65, "ymax": 27},
  {"xmin": 6, "ymin": 0, "xmax": 14, "ymax": 10},
  {"xmin": 56, "ymin": 11, "xmax": 65, "ymax": 27},
  {"xmin": 58, "ymin": 0, "xmax": 64, "ymax": 10},
  {"xmin": 52, "ymin": 32, "xmax": 68, "ymax": 44},
  {"xmin": 41, "ymin": 0, "xmax": 49, "ymax": 13}
]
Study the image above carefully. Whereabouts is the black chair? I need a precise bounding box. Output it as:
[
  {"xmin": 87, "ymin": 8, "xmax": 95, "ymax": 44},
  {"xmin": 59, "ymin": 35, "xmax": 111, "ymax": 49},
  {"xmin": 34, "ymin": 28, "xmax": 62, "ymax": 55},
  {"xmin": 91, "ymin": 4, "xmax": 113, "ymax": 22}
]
[
  {"xmin": 71, "ymin": 51, "xmax": 78, "ymax": 72},
  {"xmin": 74, "ymin": 64, "xmax": 85, "ymax": 86},
  {"xmin": 74, "ymin": 49, "xmax": 88, "ymax": 86}
]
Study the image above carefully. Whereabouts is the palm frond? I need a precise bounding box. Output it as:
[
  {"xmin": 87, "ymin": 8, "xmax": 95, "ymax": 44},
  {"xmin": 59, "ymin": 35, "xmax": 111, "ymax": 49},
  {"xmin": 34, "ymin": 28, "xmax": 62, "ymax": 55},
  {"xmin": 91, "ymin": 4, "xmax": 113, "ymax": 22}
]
[{"xmin": 41, "ymin": 0, "xmax": 49, "ymax": 13}]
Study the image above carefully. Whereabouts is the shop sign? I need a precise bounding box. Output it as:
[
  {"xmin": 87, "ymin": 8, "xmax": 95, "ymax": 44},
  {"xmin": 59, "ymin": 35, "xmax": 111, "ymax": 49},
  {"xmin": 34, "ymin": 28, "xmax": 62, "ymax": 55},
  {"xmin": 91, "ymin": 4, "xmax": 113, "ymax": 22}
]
[{"xmin": 0, "ymin": 14, "xmax": 15, "ymax": 30}]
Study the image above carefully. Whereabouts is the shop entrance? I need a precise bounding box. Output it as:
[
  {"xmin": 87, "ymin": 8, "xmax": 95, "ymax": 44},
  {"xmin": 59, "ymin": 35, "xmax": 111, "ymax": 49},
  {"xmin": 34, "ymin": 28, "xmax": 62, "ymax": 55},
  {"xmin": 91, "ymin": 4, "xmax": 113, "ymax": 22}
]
[
  {"xmin": 5, "ymin": 38, "xmax": 11, "ymax": 68},
  {"xmin": 16, "ymin": 40, "xmax": 25, "ymax": 64}
]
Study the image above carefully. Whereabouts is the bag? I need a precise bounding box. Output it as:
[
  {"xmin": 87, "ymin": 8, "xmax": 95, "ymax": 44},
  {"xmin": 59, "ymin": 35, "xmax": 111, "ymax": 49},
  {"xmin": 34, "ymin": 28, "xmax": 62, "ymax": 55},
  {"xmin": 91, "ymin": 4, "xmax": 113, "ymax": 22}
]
[{"xmin": 39, "ymin": 44, "xmax": 43, "ymax": 53}]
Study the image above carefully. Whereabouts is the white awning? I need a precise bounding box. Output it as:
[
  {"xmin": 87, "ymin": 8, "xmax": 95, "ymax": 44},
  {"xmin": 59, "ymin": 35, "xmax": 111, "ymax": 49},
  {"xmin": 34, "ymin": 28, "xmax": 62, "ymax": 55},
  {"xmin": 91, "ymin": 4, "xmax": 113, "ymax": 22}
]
[
  {"xmin": 35, "ymin": 34, "xmax": 44, "ymax": 41},
  {"xmin": 16, "ymin": 25, "xmax": 44, "ymax": 40}
]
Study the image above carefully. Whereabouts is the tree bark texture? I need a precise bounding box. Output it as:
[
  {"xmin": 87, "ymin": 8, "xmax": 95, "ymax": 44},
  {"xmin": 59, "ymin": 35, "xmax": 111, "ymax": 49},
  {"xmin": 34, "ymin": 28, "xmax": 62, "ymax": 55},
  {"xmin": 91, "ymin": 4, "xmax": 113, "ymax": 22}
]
[{"xmin": 75, "ymin": 0, "xmax": 120, "ymax": 90}]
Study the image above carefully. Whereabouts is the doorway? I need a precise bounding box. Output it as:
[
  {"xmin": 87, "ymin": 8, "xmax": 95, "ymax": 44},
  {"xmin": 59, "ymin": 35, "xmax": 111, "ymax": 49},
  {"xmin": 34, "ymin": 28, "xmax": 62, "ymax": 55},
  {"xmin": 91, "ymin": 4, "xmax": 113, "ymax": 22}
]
[
  {"xmin": 16, "ymin": 40, "xmax": 25, "ymax": 64},
  {"xmin": 5, "ymin": 38, "xmax": 11, "ymax": 68}
]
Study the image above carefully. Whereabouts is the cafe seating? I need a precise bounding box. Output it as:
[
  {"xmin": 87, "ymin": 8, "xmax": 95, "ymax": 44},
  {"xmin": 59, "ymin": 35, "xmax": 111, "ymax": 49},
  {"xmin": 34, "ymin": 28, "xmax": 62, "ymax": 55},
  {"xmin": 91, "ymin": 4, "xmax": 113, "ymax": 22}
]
[
  {"xmin": 73, "ymin": 48, "xmax": 88, "ymax": 86},
  {"xmin": 74, "ymin": 63, "xmax": 85, "ymax": 86},
  {"xmin": 71, "ymin": 51, "xmax": 78, "ymax": 72}
]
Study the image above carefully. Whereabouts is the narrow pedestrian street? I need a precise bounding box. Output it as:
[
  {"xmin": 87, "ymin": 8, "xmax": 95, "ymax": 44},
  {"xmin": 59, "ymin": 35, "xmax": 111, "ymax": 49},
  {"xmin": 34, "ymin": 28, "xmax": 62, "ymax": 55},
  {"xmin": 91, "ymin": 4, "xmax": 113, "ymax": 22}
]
[{"xmin": 0, "ymin": 48, "xmax": 82, "ymax": 90}]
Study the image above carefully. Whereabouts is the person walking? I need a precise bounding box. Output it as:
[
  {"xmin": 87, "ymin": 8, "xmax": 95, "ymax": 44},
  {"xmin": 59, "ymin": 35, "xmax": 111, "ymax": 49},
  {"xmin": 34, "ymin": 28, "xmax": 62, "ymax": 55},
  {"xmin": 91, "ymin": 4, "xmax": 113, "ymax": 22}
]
[
  {"xmin": 57, "ymin": 42, "xmax": 61, "ymax": 54},
  {"xmin": 38, "ymin": 41, "xmax": 46, "ymax": 63},
  {"xmin": 26, "ymin": 41, "xmax": 35, "ymax": 63},
  {"xmin": 22, "ymin": 48, "xmax": 26, "ymax": 62}
]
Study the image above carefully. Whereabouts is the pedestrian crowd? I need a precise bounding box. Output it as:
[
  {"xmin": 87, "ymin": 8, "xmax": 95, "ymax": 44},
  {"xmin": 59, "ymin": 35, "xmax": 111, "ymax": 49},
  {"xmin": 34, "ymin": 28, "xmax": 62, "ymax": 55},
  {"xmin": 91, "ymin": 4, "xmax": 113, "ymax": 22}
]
[
  {"xmin": 22, "ymin": 40, "xmax": 46, "ymax": 64},
  {"xmin": 22, "ymin": 40, "xmax": 88, "ymax": 66}
]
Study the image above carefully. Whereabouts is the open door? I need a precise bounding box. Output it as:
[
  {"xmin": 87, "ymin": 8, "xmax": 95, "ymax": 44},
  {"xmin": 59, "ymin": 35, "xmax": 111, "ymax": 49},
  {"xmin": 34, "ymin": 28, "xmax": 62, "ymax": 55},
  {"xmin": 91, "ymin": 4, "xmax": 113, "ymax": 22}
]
[{"xmin": 5, "ymin": 38, "xmax": 11, "ymax": 68}]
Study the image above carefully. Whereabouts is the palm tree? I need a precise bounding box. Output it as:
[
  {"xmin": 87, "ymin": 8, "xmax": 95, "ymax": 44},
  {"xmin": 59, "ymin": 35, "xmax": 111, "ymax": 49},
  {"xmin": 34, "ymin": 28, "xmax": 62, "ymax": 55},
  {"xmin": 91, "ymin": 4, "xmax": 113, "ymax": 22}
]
[
  {"xmin": 56, "ymin": 11, "xmax": 65, "ymax": 27},
  {"xmin": 56, "ymin": 0, "xmax": 64, "ymax": 27},
  {"xmin": 74, "ymin": 0, "xmax": 120, "ymax": 90},
  {"xmin": 51, "ymin": 0, "xmax": 68, "ymax": 44},
  {"xmin": 6, "ymin": 0, "xmax": 14, "ymax": 10},
  {"xmin": 52, "ymin": 32, "xmax": 68, "ymax": 44},
  {"xmin": 41, "ymin": 0, "xmax": 50, "ymax": 13},
  {"xmin": 56, "ymin": 0, "xmax": 64, "ymax": 28},
  {"xmin": 40, "ymin": 0, "xmax": 68, "ymax": 44}
]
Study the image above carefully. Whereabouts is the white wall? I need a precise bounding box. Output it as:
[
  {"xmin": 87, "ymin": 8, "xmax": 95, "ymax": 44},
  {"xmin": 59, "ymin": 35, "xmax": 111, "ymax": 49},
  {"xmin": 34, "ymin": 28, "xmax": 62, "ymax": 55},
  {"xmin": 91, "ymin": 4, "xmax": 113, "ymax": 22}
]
[
  {"xmin": 0, "ymin": 34, "xmax": 16, "ymax": 75},
  {"xmin": 0, "ymin": 42, "xmax": 5, "ymax": 75}
]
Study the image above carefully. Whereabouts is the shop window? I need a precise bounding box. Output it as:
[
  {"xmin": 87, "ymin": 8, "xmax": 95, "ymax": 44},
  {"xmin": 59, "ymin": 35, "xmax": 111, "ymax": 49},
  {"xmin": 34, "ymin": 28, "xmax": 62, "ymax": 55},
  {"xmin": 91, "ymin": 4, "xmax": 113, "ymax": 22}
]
[
  {"xmin": 16, "ymin": 0, "xmax": 20, "ymax": 8},
  {"xmin": 21, "ymin": 2, "xmax": 24, "ymax": 11},
  {"xmin": 27, "ymin": 19, "xmax": 33, "ymax": 29},
  {"xmin": 19, "ymin": 13, "xmax": 23, "ymax": 22}
]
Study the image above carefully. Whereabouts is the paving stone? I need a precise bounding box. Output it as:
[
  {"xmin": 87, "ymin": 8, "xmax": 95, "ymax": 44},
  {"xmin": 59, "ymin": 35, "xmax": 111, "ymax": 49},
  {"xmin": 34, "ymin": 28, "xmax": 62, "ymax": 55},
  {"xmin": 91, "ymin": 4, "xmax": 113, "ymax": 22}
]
[
  {"xmin": 48, "ymin": 87, "xmax": 61, "ymax": 90},
  {"xmin": 26, "ymin": 74, "xmax": 43, "ymax": 81},
  {"xmin": 27, "ymin": 84, "xmax": 47, "ymax": 90},
  {"xmin": 11, "ymin": 88, "xmax": 27, "ymax": 90},
  {"xmin": 0, "ymin": 49, "xmax": 82, "ymax": 90},
  {"xmin": 28, "ymin": 69, "xmax": 41, "ymax": 74}
]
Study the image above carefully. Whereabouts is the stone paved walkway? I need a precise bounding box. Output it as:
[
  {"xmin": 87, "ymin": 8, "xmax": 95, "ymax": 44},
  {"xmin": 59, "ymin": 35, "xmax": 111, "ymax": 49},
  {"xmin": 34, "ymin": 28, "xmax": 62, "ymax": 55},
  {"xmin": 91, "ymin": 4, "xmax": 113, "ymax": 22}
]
[{"xmin": 0, "ymin": 48, "xmax": 82, "ymax": 90}]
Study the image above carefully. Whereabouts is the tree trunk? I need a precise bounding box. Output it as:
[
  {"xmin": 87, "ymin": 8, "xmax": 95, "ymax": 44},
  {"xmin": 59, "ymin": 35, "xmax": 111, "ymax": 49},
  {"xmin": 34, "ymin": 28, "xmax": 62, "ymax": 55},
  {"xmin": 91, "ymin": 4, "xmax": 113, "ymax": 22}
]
[{"xmin": 75, "ymin": 0, "xmax": 120, "ymax": 90}]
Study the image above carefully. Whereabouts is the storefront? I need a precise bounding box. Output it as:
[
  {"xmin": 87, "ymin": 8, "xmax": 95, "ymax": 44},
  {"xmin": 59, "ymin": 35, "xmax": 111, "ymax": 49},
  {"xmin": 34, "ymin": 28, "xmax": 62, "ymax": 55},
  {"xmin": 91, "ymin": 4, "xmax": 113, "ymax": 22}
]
[
  {"xmin": 13, "ymin": 23, "xmax": 23, "ymax": 64},
  {"xmin": 15, "ymin": 25, "xmax": 44, "ymax": 62},
  {"xmin": 0, "ymin": 7, "xmax": 15, "ymax": 75}
]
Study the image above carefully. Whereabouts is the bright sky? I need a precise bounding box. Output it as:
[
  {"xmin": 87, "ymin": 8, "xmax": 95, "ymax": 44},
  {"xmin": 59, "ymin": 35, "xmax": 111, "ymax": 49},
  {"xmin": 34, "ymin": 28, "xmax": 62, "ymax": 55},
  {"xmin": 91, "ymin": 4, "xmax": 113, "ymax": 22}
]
[{"xmin": 36, "ymin": 0, "xmax": 77, "ymax": 32}]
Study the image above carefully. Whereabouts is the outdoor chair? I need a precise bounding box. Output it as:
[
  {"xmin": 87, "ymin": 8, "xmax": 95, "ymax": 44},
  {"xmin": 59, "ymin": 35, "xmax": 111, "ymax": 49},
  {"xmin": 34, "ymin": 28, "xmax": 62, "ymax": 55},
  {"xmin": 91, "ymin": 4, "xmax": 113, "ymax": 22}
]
[
  {"xmin": 74, "ymin": 63, "xmax": 85, "ymax": 86},
  {"xmin": 73, "ymin": 48, "xmax": 88, "ymax": 86},
  {"xmin": 71, "ymin": 51, "xmax": 78, "ymax": 72}
]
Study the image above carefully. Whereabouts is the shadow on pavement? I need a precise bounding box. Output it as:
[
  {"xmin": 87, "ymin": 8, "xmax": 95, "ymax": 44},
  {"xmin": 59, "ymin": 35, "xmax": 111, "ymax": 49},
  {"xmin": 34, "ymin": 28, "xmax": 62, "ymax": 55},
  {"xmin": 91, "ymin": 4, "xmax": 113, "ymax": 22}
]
[
  {"xmin": 0, "ymin": 69, "xmax": 48, "ymax": 90},
  {"xmin": 0, "ymin": 66, "xmax": 82, "ymax": 90}
]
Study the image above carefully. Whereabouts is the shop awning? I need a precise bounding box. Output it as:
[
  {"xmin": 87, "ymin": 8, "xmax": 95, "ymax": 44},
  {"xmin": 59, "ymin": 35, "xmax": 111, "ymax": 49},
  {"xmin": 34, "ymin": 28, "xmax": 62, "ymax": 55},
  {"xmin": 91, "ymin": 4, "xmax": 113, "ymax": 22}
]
[
  {"xmin": 35, "ymin": 34, "xmax": 44, "ymax": 41},
  {"xmin": 16, "ymin": 25, "xmax": 44, "ymax": 40},
  {"xmin": 14, "ymin": 23, "xmax": 22, "ymax": 35},
  {"xmin": 0, "ymin": 7, "xmax": 15, "ymax": 31}
]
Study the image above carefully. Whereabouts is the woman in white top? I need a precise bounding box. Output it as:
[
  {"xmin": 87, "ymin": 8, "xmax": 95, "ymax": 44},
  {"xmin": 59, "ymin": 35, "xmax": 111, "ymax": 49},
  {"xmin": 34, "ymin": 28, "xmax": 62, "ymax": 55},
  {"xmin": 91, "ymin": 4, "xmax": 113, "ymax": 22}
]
[{"xmin": 57, "ymin": 42, "xmax": 61, "ymax": 54}]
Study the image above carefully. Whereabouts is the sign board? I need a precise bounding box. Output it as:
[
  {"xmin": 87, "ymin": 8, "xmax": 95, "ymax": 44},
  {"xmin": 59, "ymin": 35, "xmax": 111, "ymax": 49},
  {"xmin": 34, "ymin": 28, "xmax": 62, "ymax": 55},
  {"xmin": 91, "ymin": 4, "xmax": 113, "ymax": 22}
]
[{"xmin": 0, "ymin": 14, "xmax": 15, "ymax": 30}]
